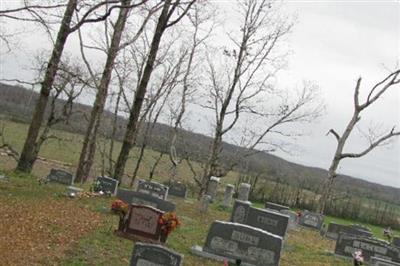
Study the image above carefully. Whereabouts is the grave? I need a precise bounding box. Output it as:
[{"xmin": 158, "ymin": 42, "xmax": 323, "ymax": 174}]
[
  {"xmin": 230, "ymin": 200, "xmax": 289, "ymax": 238},
  {"xmin": 46, "ymin": 169, "xmax": 74, "ymax": 185},
  {"xmin": 222, "ymin": 184, "xmax": 235, "ymax": 208},
  {"xmin": 200, "ymin": 194, "xmax": 212, "ymax": 213},
  {"xmin": 168, "ymin": 181, "xmax": 187, "ymax": 198},
  {"xmin": 131, "ymin": 242, "xmax": 184, "ymax": 266},
  {"xmin": 325, "ymin": 222, "xmax": 373, "ymax": 240},
  {"xmin": 237, "ymin": 183, "xmax": 251, "ymax": 201},
  {"xmin": 280, "ymin": 209, "xmax": 298, "ymax": 230},
  {"xmin": 206, "ymin": 176, "xmax": 220, "ymax": 201},
  {"xmin": 371, "ymin": 257, "xmax": 400, "ymax": 266},
  {"xmin": 265, "ymin": 202, "xmax": 290, "ymax": 212},
  {"xmin": 298, "ymin": 210, "xmax": 324, "ymax": 230},
  {"xmin": 191, "ymin": 220, "xmax": 283, "ymax": 266},
  {"xmin": 115, "ymin": 204, "xmax": 164, "ymax": 243},
  {"xmin": 117, "ymin": 188, "xmax": 175, "ymax": 212},
  {"xmin": 334, "ymin": 233, "xmax": 400, "ymax": 263},
  {"xmin": 95, "ymin": 176, "xmax": 119, "ymax": 195},
  {"xmin": 392, "ymin": 237, "xmax": 400, "ymax": 248},
  {"xmin": 137, "ymin": 179, "xmax": 169, "ymax": 200}
]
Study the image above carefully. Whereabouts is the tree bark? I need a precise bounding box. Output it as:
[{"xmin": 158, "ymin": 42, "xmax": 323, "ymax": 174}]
[
  {"xmin": 16, "ymin": 0, "xmax": 77, "ymax": 172},
  {"xmin": 75, "ymin": 0, "xmax": 131, "ymax": 183},
  {"xmin": 113, "ymin": 0, "xmax": 173, "ymax": 181}
]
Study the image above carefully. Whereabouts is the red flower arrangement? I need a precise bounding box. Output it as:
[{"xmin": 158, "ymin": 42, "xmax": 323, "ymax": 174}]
[
  {"xmin": 158, "ymin": 212, "xmax": 181, "ymax": 238},
  {"xmin": 111, "ymin": 199, "xmax": 129, "ymax": 217}
]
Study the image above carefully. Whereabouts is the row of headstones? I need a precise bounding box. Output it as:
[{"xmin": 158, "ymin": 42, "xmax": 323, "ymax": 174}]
[{"xmin": 321, "ymin": 221, "xmax": 400, "ymax": 264}]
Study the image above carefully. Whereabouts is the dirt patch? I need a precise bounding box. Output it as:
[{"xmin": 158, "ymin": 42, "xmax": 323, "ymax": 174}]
[{"xmin": 0, "ymin": 197, "xmax": 102, "ymax": 265}]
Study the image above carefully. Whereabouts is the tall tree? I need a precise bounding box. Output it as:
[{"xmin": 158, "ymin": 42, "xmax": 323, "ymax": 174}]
[
  {"xmin": 318, "ymin": 69, "xmax": 400, "ymax": 214},
  {"xmin": 113, "ymin": 0, "xmax": 196, "ymax": 181}
]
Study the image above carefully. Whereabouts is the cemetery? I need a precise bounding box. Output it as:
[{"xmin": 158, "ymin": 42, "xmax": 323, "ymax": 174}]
[{"xmin": 0, "ymin": 1, "xmax": 399, "ymax": 265}]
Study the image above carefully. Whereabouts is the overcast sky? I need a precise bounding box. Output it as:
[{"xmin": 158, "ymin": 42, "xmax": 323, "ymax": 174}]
[{"xmin": 0, "ymin": 0, "xmax": 399, "ymax": 188}]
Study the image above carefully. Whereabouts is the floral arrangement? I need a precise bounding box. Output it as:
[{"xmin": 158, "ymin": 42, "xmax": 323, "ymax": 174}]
[
  {"xmin": 111, "ymin": 199, "xmax": 129, "ymax": 217},
  {"xmin": 158, "ymin": 212, "xmax": 181, "ymax": 237}
]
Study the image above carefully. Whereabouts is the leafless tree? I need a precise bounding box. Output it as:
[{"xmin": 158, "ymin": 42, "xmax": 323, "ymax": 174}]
[
  {"xmin": 113, "ymin": 0, "xmax": 196, "ymax": 182},
  {"xmin": 318, "ymin": 69, "xmax": 400, "ymax": 214},
  {"xmin": 197, "ymin": 0, "xmax": 293, "ymax": 197}
]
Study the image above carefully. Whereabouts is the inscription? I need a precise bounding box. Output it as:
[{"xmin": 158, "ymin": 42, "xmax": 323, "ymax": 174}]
[
  {"xmin": 137, "ymin": 259, "xmax": 163, "ymax": 266},
  {"xmin": 231, "ymin": 230, "xmax": 259, "ymax": 245},
  {"xmin": 257, "ymin": 216, "xmax": 278, "ymax": 227},
  {"xmin": 353, "ymin": 240, "xmax": 388, "ymax": 254},
  {"xmin": 129, "ymin": 208, "xmax": 159, "ymax": 234}
]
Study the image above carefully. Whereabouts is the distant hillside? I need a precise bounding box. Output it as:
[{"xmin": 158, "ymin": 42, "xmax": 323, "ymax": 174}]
[{"xmin": 1, "ymin": 82, "xmax": 399, "ymax": 205}]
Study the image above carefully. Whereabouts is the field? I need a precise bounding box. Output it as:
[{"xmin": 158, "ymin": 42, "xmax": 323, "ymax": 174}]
[{"xmin": 0, "ymin": 119, "xmax": 399, "ymax": 265}]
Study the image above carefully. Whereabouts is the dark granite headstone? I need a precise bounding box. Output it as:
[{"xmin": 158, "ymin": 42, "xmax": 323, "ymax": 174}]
[
  {"xmin": 371, "ymin": 256, "xmax": 400, "ymax": 266},
  {"xmin": 137, "ymin": 179, "xmax": 169, "ymax": 200},
  {"xmin": 46, "ymin": 169, "xmax": 74, "ymax": 185},
  {"xmin": 96, "ymin": 176, "xmax": 119, "ymax": 195},
  {"xmin": 265, "ymin": 202, "xmax": 290, "ymax": 212},
  {"xmin": 131, "ymin": 242, "xmax": 183, "ymax": 266},
  {"xmin": 168, "ymin": 182, "xmax": 187, "ymax": 198},
  {"xmin": 298, "ymin": 210, "xmax": 324, "ymax": 230},
  {"xmin": 393, "ymin": 237, "xmax": 400, "ymax": 248},
  {"xmin": 117, "ymin": 189, "xmax": 175, "ymax": 212},
  {"xmin": 231, "ymin": 200, "xmax": 289, "ymax": 238},
  {"xmin": 326, "ymin": 222, "xmax": 373, "ymax": 240},
  {"xmin": 201, "ymin": 221, "xmax": 283, "ymax": 266},
  {"xmin": 335, "ymin": 234, "xmax": 400, "ymax": 263}
]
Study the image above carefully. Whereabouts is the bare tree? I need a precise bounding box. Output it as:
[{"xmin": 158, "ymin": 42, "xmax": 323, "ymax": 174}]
[
  {"xmin": 113, "ymin": 0, "xmax": 196, "ymax": 182},
  {"xmin": 198, "ymin": 0, "xmax": 293, "ymax": 197},
  {"xmin": 319, "ymin": 69, "xmax": 400, "ymax": 214}
]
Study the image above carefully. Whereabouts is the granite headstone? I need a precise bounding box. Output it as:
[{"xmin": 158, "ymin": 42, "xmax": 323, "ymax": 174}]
[
  {"xmin": 265, "ymin": 202, "xmax": 290, "ymax": 212},
  {"xmin": 137, "ymin": 179, "xmax": 169, "ymax": 200},
  {"xmin": 168, "ymin": 181, "xmax": 187, "ymax": 198},
  {"xmin": 298, "ymin": 210, "xmax": 324, "ymax": 230},
  {"xmin": 96, "ymin": 176, "xmax": 119, "ymax": 195},
  {"xmin": 117, "ymin": 189, "xmax": 175, "ymax": 212},
  {"xmin": 131, "ymin": 242, "xmax": 183, "ymax": 266},
  {"xmin": 46, "ymin": 169, "xmax": 74, "ymax": 185}
]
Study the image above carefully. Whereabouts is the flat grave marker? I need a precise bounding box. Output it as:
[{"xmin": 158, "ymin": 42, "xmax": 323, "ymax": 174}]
[{"xmin": 131, "ymin": 242, "xmax": 183, "ymax": 266}]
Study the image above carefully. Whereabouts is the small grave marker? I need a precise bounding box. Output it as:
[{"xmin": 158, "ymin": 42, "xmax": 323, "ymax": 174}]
[
  {"xmin": 131, "ymin": 242, "xmax": 184, "ymax": 266},
  {"xmin": 46, "ymin": 169, "xmax": 74, "ymax": 185},
  {"xmin": 168, "ymin": 181, "xmax": 187, "ymax": 198},
  {"xmin": 95, "ymin": 176, "xmax": 119, "ymax": 195},
  {"xmin": 298, "ymin": 210, "xmax": 324, "ymax": 230},
  {"xmin": 237, "ymin": 183, "xmax": 251, "ymax": 201},
  {"xmin": 222, "ymin": 184, "xmax": 235, "ymax": 208}
]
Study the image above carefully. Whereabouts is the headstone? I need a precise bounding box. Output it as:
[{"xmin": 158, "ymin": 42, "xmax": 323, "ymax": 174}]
[
  {"xmin": 131, "ymin": 242, "xmax": 183, "ymax": 266},
  {"xmin": 137, "ymin": 179, "xmax": 169, "ymax": 200},
  {"xmin": 117, "ymin": 189, "xmax": 175, "ymax": 212},
  {"xmin": 222, "ymin": 184, "xmax": 235, "ymax": 208},
  {"xmin": 280, "ymin": 210, "xmax": 298, "ymax": 230},
  {"xmin": 46, "ymin": 169, "xmax": 74, "ymax": 185},
  {"xmin": 350, "ymin": 224, "xmax": 372, "ymax": 233},
  {"xmin": 121, "ymin": 204, "xmax": 164, "ymax": 242},
  {"xmin": 191, "ymin": 220, "xmax": 283, "ymax": 266},
  {"xmin": 206, "ymin": 176, "xmax": 220, "ymax": 201},
  {"xmin": 265, "ymin": 202, "xmax": 290, "ymax": 212},
  {"xmin": 393, "ymin": 237, "xmax": 400, "ymax": 248},
  {"xmin": 237, "ymin": 183, "xmax": 251, "ymax": 201},
  {"xmin": 325, "ymin": 222, "xmax": 373, "ymax": 241},
  {"xmin": 371, "ymin": 256, "xmax": 400, "ymax": 266},
  {"xmin": 200, "ymin": 194, "xmax": 212, "ymax": 213},
  {"xmin": 168, "ymin": 181, "xmax": 187, "ymax": 198},
  {"xmin": 298, "ymin": 210, "xmax": 324, "ymax": 230},
  {"xmin": 334, "ymin": 233, "xmax": 400, "ymax": 263},
  {"xmin": 230, "ymin": 200, "xmax": 289, "ymax": 238},
  {"xmin": 95, "ymin": 176, "xmax": 119, "ymax": 195}
]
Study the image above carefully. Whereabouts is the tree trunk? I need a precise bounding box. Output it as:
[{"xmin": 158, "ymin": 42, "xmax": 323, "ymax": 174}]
[
  {"xmin": 16, "ymin": 0, "xmax": 77, "ymax": 172},
  {"xmin": 75, "ymin": 0, "xmax": 131, "ymax": 183},
  {"xmin": 113, "ymin": 0, "xmax": 172, "ymax": 181}
]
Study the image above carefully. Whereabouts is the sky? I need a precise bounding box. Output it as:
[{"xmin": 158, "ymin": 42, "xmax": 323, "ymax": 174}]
[{"xmin": 0, "ymin": 0, "xmax": 399, "ymax": 188}]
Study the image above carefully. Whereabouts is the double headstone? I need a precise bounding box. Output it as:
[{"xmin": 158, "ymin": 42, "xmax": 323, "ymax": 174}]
[
  {"xmin": 325, "ymin": 222, "xmax": 373, "ymax": 240},
  {"xmin": 168, "ymin": 181, "xmax": 187, "ymax": 198},
  {"xmin": 265, "ymin": 202, "xmax": 290, "ymax": 212},
  {"xmin": 46, "ymin": 169, "xmax": 74, "ymax": 185},
  {"xmin": 237, "ymin": 183, "xmax": 251, "ymax": 201},
  {"xmin": 222, "ymin": 184, "xmax": 235, "ymax": 208},
  {"xmin": 95, "ymin": 176, "xmax": 119, "ymax": 195},
  {"xmin": 131, "ymin": 242, "xmax": 183, "ymax": 266},
  {"xmin": 117, "ymin": 188, "xmax": 175, "ymax": 212},
  {"xmin": 334, "ymin": 234, "xmax": 400, "ymax": 263},
  {"xmin": 231, "ymin": 200, "xmax": 289, "ymax": 238},
  {"xmin": 191, "ymin": 220, "xmax": 283, "ymax": 266},
  {"xmin": 137, "ymin": 179, "xmax": 169, "ymax": 200},
  {"xmin": 298, "ymin": 210, "xmax": 324, "ymax": 230}
]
